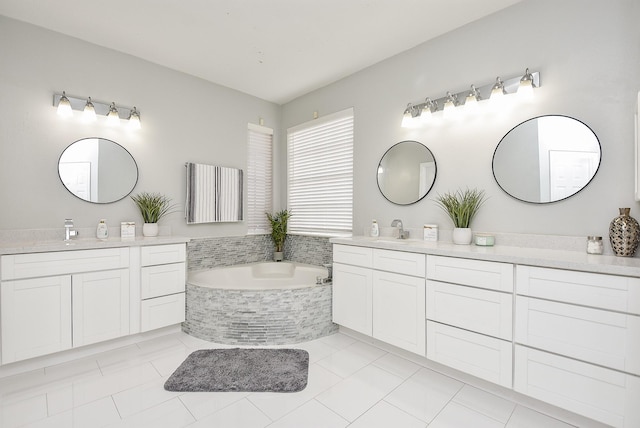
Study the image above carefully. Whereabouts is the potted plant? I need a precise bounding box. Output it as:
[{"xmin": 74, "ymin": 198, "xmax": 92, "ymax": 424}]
[
  {"xmin": 266, "ymin": 209, "xmax": 291, "ymax": 261},
  {"xmin": 131, "ymin": 192, "xmax": 178, "ymax": 237},
  {"xmin": 435, "ymin": 188, "xmax": 487, "ymax": 245}
]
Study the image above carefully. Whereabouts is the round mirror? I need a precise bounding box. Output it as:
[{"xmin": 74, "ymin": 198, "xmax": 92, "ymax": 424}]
[
  {"xmin": 58, "ymin": 138, "xmax": 138, "ymax": 203},
  {"xmin": 492, "ymin": 115, "xmax": 601, "ymax": 204},
  {"xmin": 377, "ymin": 141, "xmax": 437, "ymax": 205}
]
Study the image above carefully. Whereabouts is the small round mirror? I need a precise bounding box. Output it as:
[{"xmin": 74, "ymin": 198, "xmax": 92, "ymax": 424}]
[
  {"xmin": 377, "ymin": 141, "xmax": 437, "ymax": 205},
  {"xmin": 492, "ymin": 115, "xmax": 600, "ymax": 203},
  {"xmin": 58, "ymin": 138, "xmax": 138, "ymax": 203}
]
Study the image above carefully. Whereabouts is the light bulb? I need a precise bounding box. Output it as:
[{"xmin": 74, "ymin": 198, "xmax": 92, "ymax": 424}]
[
  {"xmin": 128, "ymin": 107, "xmax": 141, "ymax": 130},
  {"xmin": 106, "ymin": 102, "xmax": 120, "ymax": 126},
  {"xmin": 518, "ymin": 68, "xmax": 536, "ymax": 100},
  {"xmin": 57, "ymin": 91, "xmax": 73, "ymax": 118},
  {"xmin": 83, "ymin": 97, "xmax": 96, "ymax": 122}
]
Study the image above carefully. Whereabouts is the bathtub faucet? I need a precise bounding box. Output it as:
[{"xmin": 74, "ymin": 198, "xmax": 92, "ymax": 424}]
[{"xmin": 316, "ymin": 263, "xmax": 333, "ymax": 284}]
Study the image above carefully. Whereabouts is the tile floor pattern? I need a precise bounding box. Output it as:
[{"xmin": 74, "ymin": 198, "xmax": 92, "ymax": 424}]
[{"xmin": 0, "ymin": 332, "xmax": 581, "ymax": 428}]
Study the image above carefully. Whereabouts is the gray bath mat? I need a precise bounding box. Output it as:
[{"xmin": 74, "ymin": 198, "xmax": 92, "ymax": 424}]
[{"xmin": 164, "ymin": 348, "xmax": 309, "ymax": 392}]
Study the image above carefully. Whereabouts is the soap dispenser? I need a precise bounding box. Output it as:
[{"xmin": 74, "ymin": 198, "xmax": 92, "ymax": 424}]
[
  {"xmin": 370, "ymin": 219, "xmax": 379, "ymax": 237},
  {"xmin": 96, "ymin": 219, "xmax": 109, "ymax": 240}
]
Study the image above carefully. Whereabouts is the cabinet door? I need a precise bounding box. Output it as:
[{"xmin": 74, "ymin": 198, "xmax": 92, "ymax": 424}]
[
  {"xmin": 1, "ymin": 276, "xmax": 72, "ymax": 363},
  {"xmin": 332, "ymin": 263, "xmax": 373, "ymax": 336},
  {"xmin": 426, "ymin": 321, "xmax": 512, "ymax": 388},
  {"xmin": 73, "ymin": 269, "xmax": 130, "ymax": 347},
  {"xmin": 515, "ymin": 296, "xmax": 640, "ymax": 375},
  {"xmin": 514, "ymin": 345, "xmax": 640, "ymax": 428},
  {"xmin": 373, "ymin": 271, "xmax": 425, "ymax": 355},
  {"xmin": 426, "ymin": 280, "xmax": 512, "ymax": 340}
]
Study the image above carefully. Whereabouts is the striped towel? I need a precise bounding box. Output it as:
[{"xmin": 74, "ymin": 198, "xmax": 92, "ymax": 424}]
[{"xmin": 186, "ymin": 163, "xmax": 243, "ymax": 223}]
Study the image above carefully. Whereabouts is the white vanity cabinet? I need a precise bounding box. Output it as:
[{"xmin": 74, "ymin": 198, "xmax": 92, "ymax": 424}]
[
  {"xmin": 140, "ymin": 244, "xmax": 186, "ymax": 332},
  {"xmin": 425, "ymin": 255, "xmax": 514, "ymax": 387},
  {"xmin": 514, "ymin": 265, "xmax": 640, "ymax": 428},
  {"xmin": 333, "ymin": 245, "xmax": 426, "ymax": 355},
  {"xmin": 0, "ymin": 248, "xmax": 130, "ymax": 364}
]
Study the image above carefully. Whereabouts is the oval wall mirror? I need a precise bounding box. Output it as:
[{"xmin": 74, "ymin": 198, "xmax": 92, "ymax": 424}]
[
  {"xmin": 492, "ymin": 115, "xmax": 601, "ymax": 204},
  {"xmin": 58, "ymin": 138, "xmax": 138, "ymax": 203},
  {"xmin": 377, "ymin": 140, "xmax": 437, "ymax": 205}
]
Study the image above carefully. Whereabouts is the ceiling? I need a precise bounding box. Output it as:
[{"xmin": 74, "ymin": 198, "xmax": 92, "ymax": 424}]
[{"xmin": 0, "ymin": 0, "xmax": 522, "ymax": 105}]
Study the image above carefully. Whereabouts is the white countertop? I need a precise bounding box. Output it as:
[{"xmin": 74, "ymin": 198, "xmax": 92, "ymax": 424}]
[
  {"xmin": 0, "ymin": 235, "xmax": 191, "ymax": 256},
  {"xmin": 331, "ymin": 236, "xmax": 640, "ymax": 277}
]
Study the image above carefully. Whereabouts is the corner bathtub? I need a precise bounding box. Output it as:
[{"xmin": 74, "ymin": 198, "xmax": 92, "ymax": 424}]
[{"xmin": 183, "ymin": 261, "xmax": 338, "ymax": 345}]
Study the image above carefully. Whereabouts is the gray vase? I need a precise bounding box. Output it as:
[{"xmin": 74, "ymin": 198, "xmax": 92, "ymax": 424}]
[{"xmin": 609, "ymin": 208, "xmax": 640, "ymax": 257}]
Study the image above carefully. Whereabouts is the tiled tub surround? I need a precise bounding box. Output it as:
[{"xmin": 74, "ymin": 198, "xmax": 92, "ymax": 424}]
[
  {"xmin": 183, "ymin": 263, "xmax": 338, "ymax": 345},
  {"xmin": 187, "ymin": 234, "xmax": 333, "ymax": 271}
]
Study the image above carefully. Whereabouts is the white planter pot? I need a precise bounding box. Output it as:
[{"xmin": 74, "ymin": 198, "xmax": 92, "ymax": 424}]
[
  {"xmin": 143, "ymin": 223, "xmax": 159, "ymax": 237},
  {"xmin": 452, "ymin": 227, "xmax": 472, "ymax": 245},
  {"xmin": 274, "ymin": 251, "xmax": 284, "ymax": 262}
]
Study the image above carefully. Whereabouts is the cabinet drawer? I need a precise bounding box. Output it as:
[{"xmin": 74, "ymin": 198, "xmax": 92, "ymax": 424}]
[
  {"xmin": 516, "ymin": 265, "xmax": 640, "ymax": 315},
  {"xmin": 426, "ymin": 281, "xmax": 512, "ymax": 340},
  {"xmin": 373, "ymin": 249, "xmax": 425, "ymax": 277},
  {"xmin": 426, "ymin": 321, "xmax": 512, "ymax": 388},
  {"xmin": 514, "ymin": 345, "xmax": 640, "ymax": 428},
  {"xmin": 1, "ymin": 248, "xmax": 130, "ymax": 280},
  {"xmin": 141, "ymin": 293, "xmax": 186, "ymax": 332},
  {"xmin": 427, "ymin": 255, "xmax": 513, "ymax": 292},
  {"xmin": 515, "ymin": 296, "xmax": 640, "ymax": 375},
  {"xmin": 141, "ymin": 244, "xmax": 186, "ymax": 267},
  {"xmin": 373, "ymin": 271, "xmax": 425, "ymax": 355},
  {"xmin": 141, "ymin": 262, "xmax": 186, "ymax": 299},
  {"xmin": 333, "ymin": 244, "xmax": 373, "ymax": 268}
]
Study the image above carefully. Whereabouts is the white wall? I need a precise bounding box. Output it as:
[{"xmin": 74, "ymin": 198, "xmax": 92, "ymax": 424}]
[
  {"xmin": 0, "ymin": 16, "xmax": 280, "ymax": 237},
  {"xmin": 281, "ymin": 0, "xmax": 640, "ymax": 240}
]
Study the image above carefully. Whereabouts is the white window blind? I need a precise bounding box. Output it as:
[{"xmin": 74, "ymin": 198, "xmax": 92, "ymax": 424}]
[
  {"xmin": 247, "ymin": 123, "xmax": 273, "ymax": 234},
  {"xmin": 287, "ymin": 108, "xmax": 353, "ymax": 236}
]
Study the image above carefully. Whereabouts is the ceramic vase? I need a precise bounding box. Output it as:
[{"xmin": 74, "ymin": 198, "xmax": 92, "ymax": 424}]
[
  {"xmin": 143, "ymin": 222, "xmax": 159, "ymax": 237},
  {"xmin": 452, "ymin": 227, "xmax": 472, "ymax": 245},
  {"xmin": 609, "ymin": 208, "xmax": 640, "ymax": 257}
]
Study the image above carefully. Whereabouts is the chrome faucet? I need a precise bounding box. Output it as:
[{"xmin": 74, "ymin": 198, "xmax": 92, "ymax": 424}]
[
  {"xmin": 316, "ymin": 263, "xmax": 333, "ymax": 284},
  {"xmin": 391, "ymin": 219, "xmax": 410, "ymax": 239},
  {"xmin": 64, "ymin": 218, "xmax": 79, "ymax": 241}
]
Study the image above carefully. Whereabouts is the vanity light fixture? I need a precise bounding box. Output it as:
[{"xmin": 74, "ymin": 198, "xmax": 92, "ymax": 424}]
[
  {"xmin": 106, "ymin": 102, "xmax": 120, "ymax": 126},
  {"xmin": 443, "ymin": 92, "xmax": 459, "ymax": 118},
  {"xmin": 490, "ymin": 77, "xmax": 506, "ymax": 100},
  {"xmin": 56, "ymin": 91, "xmax": 73, "ymax": 118},
  {"xmin": 400, "ymin": 68, "xmax": 540, "ymax": 127},
  {"xmin": 128, "ymin": 107, "xmax": 141, "ymax": 130},
  {"xmin": 420, "ymin": 98, "xmax": 437, "ymax": 123},
  {"xmin": 83, "ymin": 97, "xmax": 96, "ymax": 122},
  {"xmin": 401, "ymin": 103, "xmax": 421, "ymax": 128},
  {"xmin": 53, "ymin": 92, "xmax": 142, "ymax": 129},
  {"xmin": 464, "ymin": 85, "xmax": 481, "ymax": 110},
  {"xmin": 517, "ymin": 68, "xmax": 536, "ymax": 99}
]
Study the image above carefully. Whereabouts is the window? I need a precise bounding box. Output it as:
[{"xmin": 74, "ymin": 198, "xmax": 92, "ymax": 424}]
[
  {"xmin": 287, "ymin": 108, "xmax": 353, "ymax": 236},
  {"xmin": 246, "ymin": 123, "xmax": 273, "ymax": 234}
]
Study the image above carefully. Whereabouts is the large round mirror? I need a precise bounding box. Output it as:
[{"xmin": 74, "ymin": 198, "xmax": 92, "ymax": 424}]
[
  {"xmin": 377, "ymin": 141, "xmax": 437, "ymax": 205},
  {"xmin": 58, "ymin": 138, "xmax": 138, "ymax": 203},
  {"xmin": 492, "ymin": 115, "xmax": 601, "ymax": 204}
]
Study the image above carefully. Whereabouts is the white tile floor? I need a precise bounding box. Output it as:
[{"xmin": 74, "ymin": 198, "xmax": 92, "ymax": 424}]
[{"xmin": 0, "ymin": 331, "xmax": 587, "ymax": 428}]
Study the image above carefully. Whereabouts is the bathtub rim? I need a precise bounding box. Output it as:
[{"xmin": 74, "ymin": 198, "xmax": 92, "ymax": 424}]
[{"xmin": 187, "ymin": 260, "xmax": 329, "ymax": 291}]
